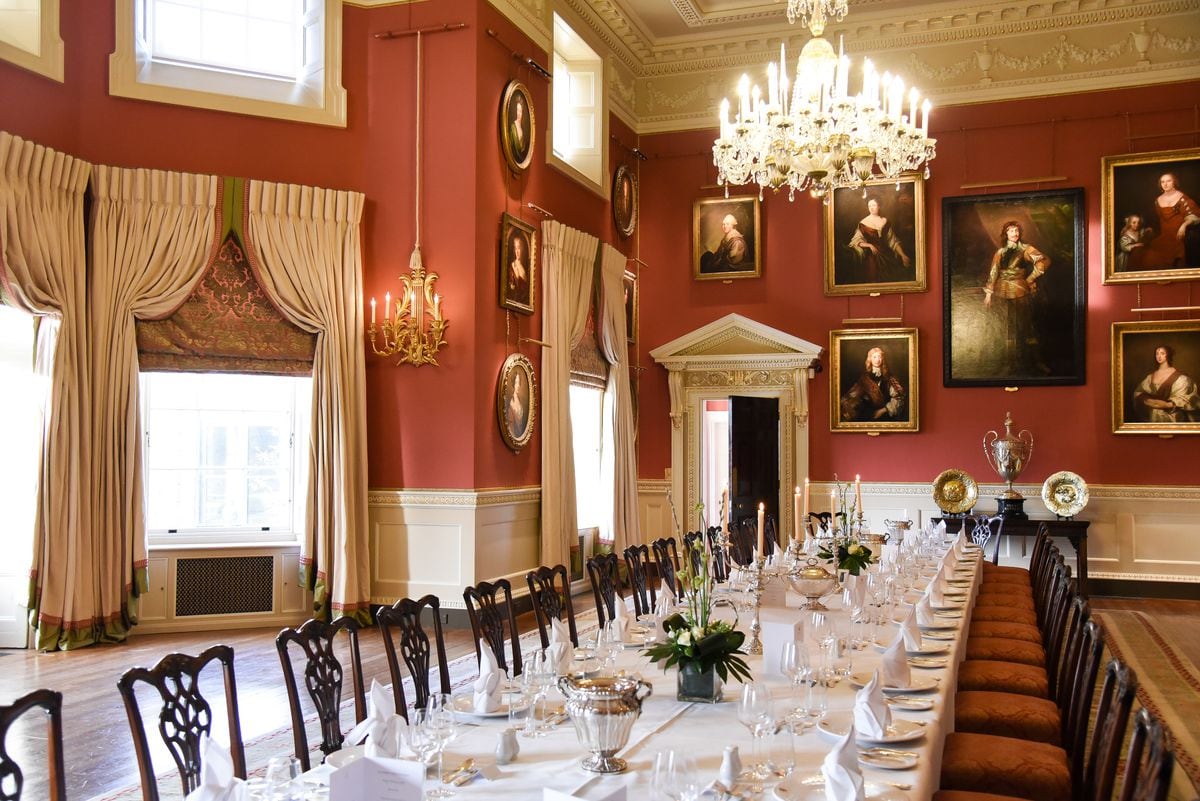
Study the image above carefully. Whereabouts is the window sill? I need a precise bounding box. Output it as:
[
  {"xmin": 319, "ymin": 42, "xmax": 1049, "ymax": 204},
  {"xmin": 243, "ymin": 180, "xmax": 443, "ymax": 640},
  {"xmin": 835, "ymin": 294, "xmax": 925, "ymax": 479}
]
[{"xmin": 148, "ymin": 540, "xmax": 301, "ymax": 552}]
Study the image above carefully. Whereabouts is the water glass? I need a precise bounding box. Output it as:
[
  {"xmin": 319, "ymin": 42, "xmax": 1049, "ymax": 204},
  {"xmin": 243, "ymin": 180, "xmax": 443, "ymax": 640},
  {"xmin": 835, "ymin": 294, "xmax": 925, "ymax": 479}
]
[
  {"xmin": 424, "ymin": 694, "xmax": 458, "ymax": 798},
  {"xmin": 737, "ymin": 683, "xmax": 772, "ymax": 778},
  {"xmin": 263, "ymin": 756, "xmax": 303, "ymax": 799},
  {"xmin": 765, "ymin": 716, "xmax": 796, "ymax": 778},
  {"xmin": 664, "ymin": 751, "xmax": 703, "ymax": 801}
]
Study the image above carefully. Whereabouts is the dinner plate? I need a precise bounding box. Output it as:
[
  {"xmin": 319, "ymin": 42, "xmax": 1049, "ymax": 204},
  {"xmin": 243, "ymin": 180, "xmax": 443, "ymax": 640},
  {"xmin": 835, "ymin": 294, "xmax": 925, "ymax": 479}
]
[
  {"xmin": 908, "ymin": 656, "xmax": 948, "ymax": 669},
  {"xmin": 860, "ymin": 750, "xmax": 919, "ymax": 771},
  {"xmin": 874, "ymin": 641, "xmax": 949, "ymax": 656},
  {"xmin": 325, "ymin": 745, "xmax": 366, "ymax": 769},
  {"xmin": 922, "ymin": 629, "xmax": 956, "ymax": 640},
  {"xmin": 934, "ymin": 610, "xmax": 963, "ymax": 619},
  {"xmin": 819, "ymin": 712, "xmax": 926, "ymax": 745},
  {"xmin": 886, "ymin": 695, "xmax": 935, "ymax": 712},
  {"xmin": 451, "ymin": 693, "xmax": 512, "ymax": 718},
  {"xmin": 774, "ymin": 778, "xmax": 908, "ymax": 801},
  {"xmin": 917, "ymin": 621, "xmax": 958, "ymax": 632},
  {"xmin": 849, "ymin": 672, "xmax": 939, "ymax": 694}
]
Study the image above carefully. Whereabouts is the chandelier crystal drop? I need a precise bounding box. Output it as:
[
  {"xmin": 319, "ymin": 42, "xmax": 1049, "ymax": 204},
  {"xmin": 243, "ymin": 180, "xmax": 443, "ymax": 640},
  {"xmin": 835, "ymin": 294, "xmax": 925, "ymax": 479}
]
[{"xmin": 712, "ymin": 11, "xmax": 936, "ymax": 201}]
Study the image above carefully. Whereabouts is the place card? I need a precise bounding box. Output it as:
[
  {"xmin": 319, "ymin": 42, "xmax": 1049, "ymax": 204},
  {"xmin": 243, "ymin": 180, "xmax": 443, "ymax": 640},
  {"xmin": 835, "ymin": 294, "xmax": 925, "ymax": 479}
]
[
  {"xmin": 329, "ymin": 756, "xmax": 426, "ymax": 801},
  {"xmin": 545, "ymin": 785, "xmax": 627, "ymax": 800},
  {"xmin": 760, "ymin": 615, "xmax": 804, "ymax": 678}
]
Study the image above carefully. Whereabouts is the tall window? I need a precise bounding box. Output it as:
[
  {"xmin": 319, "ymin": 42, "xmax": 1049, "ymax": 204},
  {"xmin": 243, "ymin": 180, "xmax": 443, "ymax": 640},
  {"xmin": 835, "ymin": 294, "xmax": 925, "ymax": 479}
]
[
  {"xmin": 570, "ymin": 382, "xmax": 607, "ymax": 541},
  {"xmin": 550, "ymin": 12, "xmax": 605, "ymax": 192},
  {"xmin": 141, "ymin": 371, "xmax": 311, "ymax": 545},
  {"xmin": 0, "ymin": 0, "xmax": 63, "ymax": 81},
  {"xmin": 110, "ymin": 0, "xmax": 347, "ymax": 127}
]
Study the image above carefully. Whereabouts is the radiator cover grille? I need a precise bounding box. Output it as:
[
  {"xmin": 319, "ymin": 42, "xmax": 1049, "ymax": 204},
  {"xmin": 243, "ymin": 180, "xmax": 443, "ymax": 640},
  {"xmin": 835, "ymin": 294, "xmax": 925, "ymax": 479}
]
[{"xmin": 175, "ymin": 556, "xmax": 274, "ymax": 616}]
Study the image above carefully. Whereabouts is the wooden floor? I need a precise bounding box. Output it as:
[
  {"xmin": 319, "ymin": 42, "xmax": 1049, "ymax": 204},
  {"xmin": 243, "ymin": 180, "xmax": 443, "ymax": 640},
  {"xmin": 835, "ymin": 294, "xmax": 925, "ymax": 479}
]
[{"xmin": 3, "ymin": 598, "xmax": 1198, "ymax": 801}]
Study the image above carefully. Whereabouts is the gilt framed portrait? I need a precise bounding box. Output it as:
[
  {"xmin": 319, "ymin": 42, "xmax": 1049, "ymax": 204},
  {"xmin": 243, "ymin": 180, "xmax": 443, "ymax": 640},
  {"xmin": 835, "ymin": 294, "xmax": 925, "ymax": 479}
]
[
  {"xmin": 623, "ymin": 269, "xmax": 638, "ymax": 344},
  {"xmin": 1102, "ymin": 148, "xmax": 1200, "ymax": 284},
  {"xmin": 613, "ymin": 164, "xmax": 638, "ymax": 238},
  {"xmin": 1111, "ymin": 320, "xmax": 1200, "ymax": 435},
  {"xmin": 942, "ymin": 188, "xmax": 1086, "ymax": 388},
  {"xmin": 499, "ymin": 80, "xmax": 535, "ymax": 173},
  {"xmin": 824, "ymin": 173, "xmax": 926, "ymax": 296},
  {"xmin": 499, "ymin": 213, "xmax": 536, "ymax": 315},
  {"xmin": 497, "ymin": 353, "xmax": 537, "ymax": 451},
  {"xmin": 830, "ymin": 328, "xmax": 919, "ymax": 433},
  {"xmin": 693, "ymin": 196, "xmax": 761, "ymax": 280}
]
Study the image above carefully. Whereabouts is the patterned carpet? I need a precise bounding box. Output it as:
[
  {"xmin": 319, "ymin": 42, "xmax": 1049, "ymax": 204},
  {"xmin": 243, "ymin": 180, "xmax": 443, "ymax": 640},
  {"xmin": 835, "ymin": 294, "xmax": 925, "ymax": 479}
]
[{"xmin": 1096, "ymin": 609, "xmax": 1200, "ymax": 801}]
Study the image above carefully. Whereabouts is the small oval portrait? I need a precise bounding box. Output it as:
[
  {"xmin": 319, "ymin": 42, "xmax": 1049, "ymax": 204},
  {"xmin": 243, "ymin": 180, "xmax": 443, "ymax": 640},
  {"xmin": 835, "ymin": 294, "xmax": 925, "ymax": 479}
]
[
  {"xmin": 500, "ymin": 80, "xmax": 535, "ymax": 173},
  {"xmin": 613, "ymin": 164, "xmax": 637, "ymax": 237},
  {"xmin": 498, "ymin": 353, "xmax": 537, "ymax": 451}
]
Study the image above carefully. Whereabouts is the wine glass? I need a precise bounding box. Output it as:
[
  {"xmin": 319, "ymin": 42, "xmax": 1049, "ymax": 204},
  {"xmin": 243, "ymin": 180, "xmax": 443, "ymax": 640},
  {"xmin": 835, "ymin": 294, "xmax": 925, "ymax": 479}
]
[
  {"xmin": 518, "ymin": 658, "xmax": 542, "ymax": 738},
  {"xmin": 666, "ymin": 752, "xmax": 703, "ymax": 801},
  {"xmin": 263, "ymin": 756, "xmax": 302, "ymax": 800},
  {"xmin": 737, "ymin": 682, "xmax": 771, "ymax": 779},
  {"xmin": 424, "ymin": 694, "xmax": 458, "ymax": 798},
  {"xmin": 778, "ymin": 641, "xmax": 810, "ymax": 725}
]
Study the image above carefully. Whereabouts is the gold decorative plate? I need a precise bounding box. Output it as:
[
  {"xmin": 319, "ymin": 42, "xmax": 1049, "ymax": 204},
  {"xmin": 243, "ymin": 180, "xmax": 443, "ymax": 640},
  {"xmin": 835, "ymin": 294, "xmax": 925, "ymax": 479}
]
[
  {"xmin": 931, "ymin": 469, "xmax": 978, "ymax": 515},
  {"xmin": 1041, "ymin": 471, "xmax": 1088, "ymax": 517}
]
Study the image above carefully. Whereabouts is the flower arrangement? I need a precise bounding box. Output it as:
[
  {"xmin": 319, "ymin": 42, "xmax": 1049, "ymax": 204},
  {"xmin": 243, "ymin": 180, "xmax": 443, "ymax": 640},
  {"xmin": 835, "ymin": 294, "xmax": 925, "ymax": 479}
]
[
  {"xmin": 817, "ymin": 536, "xmax": 875, "ymax": 575},
  {"xmin": 644, "ymin": 515, "xmax": 752, "ymax": 686}
]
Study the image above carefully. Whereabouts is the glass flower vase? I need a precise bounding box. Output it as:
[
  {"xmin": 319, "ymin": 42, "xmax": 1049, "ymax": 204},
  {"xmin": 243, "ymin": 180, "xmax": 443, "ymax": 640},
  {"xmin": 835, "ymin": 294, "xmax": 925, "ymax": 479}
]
[{"xmin": 677, "ymin": 662, "xmax": 723, "ymax": 703}]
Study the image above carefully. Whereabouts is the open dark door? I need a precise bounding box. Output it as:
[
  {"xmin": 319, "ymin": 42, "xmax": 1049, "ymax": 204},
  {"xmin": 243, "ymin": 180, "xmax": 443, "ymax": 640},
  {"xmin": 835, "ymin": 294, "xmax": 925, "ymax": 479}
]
[{"xmin": 728, "ymin": 396, "xmax": 779, "ymax": 538}]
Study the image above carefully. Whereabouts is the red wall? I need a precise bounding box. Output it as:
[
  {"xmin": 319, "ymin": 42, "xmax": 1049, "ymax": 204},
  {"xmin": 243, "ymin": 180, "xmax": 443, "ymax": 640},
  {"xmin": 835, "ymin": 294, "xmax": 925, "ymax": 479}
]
[
  {"xmin": 0, "ymin": 0, "xmax": 633, "ymax": 492},
  {"xmin": 635, "ymin": 81, "xmax": 1200, "ymax": 488}
]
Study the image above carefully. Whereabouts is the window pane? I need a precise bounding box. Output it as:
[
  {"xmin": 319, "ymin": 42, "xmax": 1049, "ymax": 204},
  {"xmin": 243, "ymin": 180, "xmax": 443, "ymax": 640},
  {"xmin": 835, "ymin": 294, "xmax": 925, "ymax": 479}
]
[
  {"xmin": 151, "ymin": 0, "xmax": 301, "ymax": 79},
  {"xmin": 570, "ymin": 384, "xmax": 604, "ymax": 530},
  {"xmin": 0, "ymin": 0, "xmax": 42, "ymax": 56}
]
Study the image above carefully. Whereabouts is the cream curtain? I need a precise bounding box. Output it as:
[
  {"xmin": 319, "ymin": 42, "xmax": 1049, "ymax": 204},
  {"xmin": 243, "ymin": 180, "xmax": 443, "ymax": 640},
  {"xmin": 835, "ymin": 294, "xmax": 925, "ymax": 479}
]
[
  {"xmin": 89, "ymin": 165, "xmax": 219, "ymax": 648},
  {"xmin": 539, "ymin": 220, "xmax": 599, "ymax": 568},
  {"xmin": 244, "ymin": 180, "xmax": 370, "ymax": 623},
  {"xmin": 596, "ymin": 244, "xmax": 639, "ymax": 555},
  {"xmin": 0, "ymin": 132, "xmax": 93, "ymax": 650}
]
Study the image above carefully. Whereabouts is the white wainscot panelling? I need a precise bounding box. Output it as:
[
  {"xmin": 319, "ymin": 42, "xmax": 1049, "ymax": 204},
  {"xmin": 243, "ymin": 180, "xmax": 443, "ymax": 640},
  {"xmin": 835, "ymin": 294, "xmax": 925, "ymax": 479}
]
[
  {"xmin": 637, "ymin": 479, "xmax": 672, "ymax": 544},
  {"xmin": 368, "ymin": 488, "xmax": 542, "ymax": 610},
  {"xmin": 139, "ymin": 556, "xmax": 170, "ymax": 624}
]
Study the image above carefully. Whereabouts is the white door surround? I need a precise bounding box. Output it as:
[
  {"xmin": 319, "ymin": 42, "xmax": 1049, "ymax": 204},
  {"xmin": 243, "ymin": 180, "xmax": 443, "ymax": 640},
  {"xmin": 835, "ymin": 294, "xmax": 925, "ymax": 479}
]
[{"xmin": 649, "ymin": 314, "xmax": 823, "ymax": 540}]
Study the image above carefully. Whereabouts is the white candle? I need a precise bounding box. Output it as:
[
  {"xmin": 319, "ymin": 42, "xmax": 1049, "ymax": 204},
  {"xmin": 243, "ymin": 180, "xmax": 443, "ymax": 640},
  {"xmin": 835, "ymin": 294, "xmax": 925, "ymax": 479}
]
[
  {"xmin": 384, "ymin": 291, "xmax": 391, "ymax": 321},
  {"xmin": 921, "ymin": 99, "xmax": 932, "ymax": 136},
  {"xmin": 370, "ymin": 297, "xmax": 376, "ymax": 326},
  {"xmin": 803, "ymin": 478, "xmax": 810, "ymax": 520},
  {"xmin": 793, "ymin": 486, "xmax": 801, "ymax": 545},
  {"xmin": 432, "ymin": 292, "xmax": 441, "ymax": 319},
  {"xmin": 855, "ymin": 474, "xmax": 863, "ymax": 512},
  {"xmin": 739, "ymin": 75, "xmax": 750, "ymax": 121},
  {"xmin": 719, "ymin": 98, "xmax": 730, "ymax": 139},
  {"xmin": 757, "ymin": 503, "xmax": 765, "ymax": 557},
  {"xmin": 908, "ymin": 87, "xmax": 919, "ymax": 130},
  {"xmin": 768, "ymin": 62, "xmax": 778, "ymax": 107},
  {"xmin": 831, "ymin": 489, "xmax": 838, "ymax": 515}
]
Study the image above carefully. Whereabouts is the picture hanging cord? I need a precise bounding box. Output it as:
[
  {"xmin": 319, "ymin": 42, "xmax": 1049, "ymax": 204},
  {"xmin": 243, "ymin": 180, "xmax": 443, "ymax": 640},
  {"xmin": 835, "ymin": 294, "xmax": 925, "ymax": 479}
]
[
  {"xmin": 374, "ymin": 22, "xmax": 467, "ymax": 40},
  {"xmin": 485, "ymin": 29, "xmax": 551, "ymax": 80}
]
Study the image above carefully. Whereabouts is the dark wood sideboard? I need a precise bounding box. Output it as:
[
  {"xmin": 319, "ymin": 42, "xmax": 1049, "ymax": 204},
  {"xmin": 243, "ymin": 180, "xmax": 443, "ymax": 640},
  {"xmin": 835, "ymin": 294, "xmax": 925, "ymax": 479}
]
[{"xmin": 936, "ymin": 517, "xmax": 1090, "ymax": 598}]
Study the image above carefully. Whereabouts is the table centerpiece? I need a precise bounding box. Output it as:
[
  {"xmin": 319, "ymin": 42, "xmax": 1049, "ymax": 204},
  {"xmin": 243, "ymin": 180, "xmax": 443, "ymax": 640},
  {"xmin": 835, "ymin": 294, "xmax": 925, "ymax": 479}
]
[{"xmin": 644, "ymin": 533, "xmax": 752, "ymax": 702}]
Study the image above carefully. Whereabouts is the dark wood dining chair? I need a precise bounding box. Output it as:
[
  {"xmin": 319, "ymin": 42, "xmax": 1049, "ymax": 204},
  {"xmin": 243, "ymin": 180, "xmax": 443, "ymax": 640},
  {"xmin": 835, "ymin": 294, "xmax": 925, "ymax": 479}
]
[
  {"xmin": 806, "ymin": 512, "xmax": 833, "ymax": 537},
  {"xmin": 0, "ymin": 689, "xmax": 66, "ymax": 801},
  {"xmin": 763, "ymin": 514, "xmax": 779, "ymax": 557},
  {"xmin": 1118, "ymin": 708, "xmax": 1175, "ymax": 801},
  {"xmin": 463, "ymin": 578, "xmax": 523, "ymax": 677},
  {"xmin": 276, "ymin": 617, "xmax": 366, "ymax": 771},
  {"xmin": 586, "ymin": 552, "xmax": 623, "ymax": 626},
  {"xmin": 623, "ymin": 543, "xmax": 656, "ymax": 617},
  {"xmin": 526, "ymin": 564, "xmax": 578, "ymax": 648},
  {"xmin": 706, "ymin": 526, "xmax": 730, "ymax": 582},
  {"xmin": 651, "ymin": 537, "xmax": 680, "ymax": 596},
  {"xmin": 1081, "ymin": 660, "xmax": 1139, "ymax": 801},
  {"xmin": 117, "ymin": 645, "xmax": 246, "ymax": 800},
  {"xmin": 968, "ymin": 514, "xmax": 1005, "ymax": 564},
  {"xmin": 681, "ymin": 531, "xmax": 704, "ymax": 578},
  {"xmin": 378, "ymin": 595, "xmax": 451, "ymax": 719},
  {"xmin": 729, "ymin": 517, "xmax": 757, "ymax": 567}
]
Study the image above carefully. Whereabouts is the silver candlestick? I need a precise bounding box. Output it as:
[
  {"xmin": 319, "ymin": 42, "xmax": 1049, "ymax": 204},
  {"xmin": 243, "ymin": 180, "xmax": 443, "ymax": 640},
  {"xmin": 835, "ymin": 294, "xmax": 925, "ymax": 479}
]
[{"xmin": 746, "ymin": 555, "xmax": 765, "ymax": 654}]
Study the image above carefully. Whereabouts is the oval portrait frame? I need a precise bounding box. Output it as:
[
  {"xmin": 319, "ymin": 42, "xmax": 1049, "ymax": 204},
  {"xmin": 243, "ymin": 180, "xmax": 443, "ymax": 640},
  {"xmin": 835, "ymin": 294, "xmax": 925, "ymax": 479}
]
[
  {"xmin": 612, "ymin": 163, "xmax": 638, "ymax": 237},
  {"xmin": 499, "ymin": 80, "xmax": 535, "ymax": 173},
  {"xmin": 497, "ymin": 353, "xmax": 537, "ymax": 452}
]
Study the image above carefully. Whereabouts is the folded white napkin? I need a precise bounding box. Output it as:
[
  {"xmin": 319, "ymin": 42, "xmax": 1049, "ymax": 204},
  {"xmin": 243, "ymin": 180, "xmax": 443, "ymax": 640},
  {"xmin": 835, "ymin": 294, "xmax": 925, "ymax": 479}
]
[
  {"xmin": 853, "ymin": 670, "xmax": 892, "ymax": 739},
  {"xmin": 185, "ymin": 735, "xmax": 246, "ymax": 801},
  {"xmin": 881, "ymin": 542, "xmax": 899, "ymax": 566},
  {"xmin": 915, "ymin": 594, "xmax": 937, "ymax": 627},
  {"xmin": 955, "ymin": 533, "xmax": 971, "ymax": 559},
  {"xmin": 612, "ymin": 595, "xmax": 633, "ymax": 637},
  {"xmin": 900, "ymin": 610, "xmax": 923, "ymax": 650},
  {"xmin": 935, "ymin": 520, "xmax": 947, "ymax": 539},
  {"xmin": 548, "ymin": 617, "xmax": 575, "ymax": 675},
  {"xmin": 344, "ymin": 679, "xmax": 409, "ymax": 759},
  {"xmin": 928, "ymin": 576, "xmax": 948, "ymax": 607},
  {"xmin": 820, "ymin": 725, "xmax": 865, "ymax": 801},
  {"xmin": 654, "ymin": 578, "xmax": 675, "ymax": 617},
  {"xmin": 879, "ymin": 634, "xmax": 912, "ymax": 688},
  {"xmin": 473, "ymin": 640, "xmax": 503, "ymax": 713},
  {"xmin": 804, "ymin": 533, "xmax": 817, "ymax": 555}
]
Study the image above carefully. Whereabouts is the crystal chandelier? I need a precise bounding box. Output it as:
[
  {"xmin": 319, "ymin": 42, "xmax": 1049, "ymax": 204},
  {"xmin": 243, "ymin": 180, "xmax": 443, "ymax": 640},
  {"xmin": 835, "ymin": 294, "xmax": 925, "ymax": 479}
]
[{"xmin": 712, "ymin": 5, "xmax": 936, "ymax": 200}]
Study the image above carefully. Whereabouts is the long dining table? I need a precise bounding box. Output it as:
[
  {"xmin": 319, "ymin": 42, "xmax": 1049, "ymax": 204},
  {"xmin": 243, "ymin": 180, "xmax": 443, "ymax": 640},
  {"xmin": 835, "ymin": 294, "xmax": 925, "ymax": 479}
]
[{"xmin": 391, "ymin": 545, "xmax": 982, "ymax": 800}]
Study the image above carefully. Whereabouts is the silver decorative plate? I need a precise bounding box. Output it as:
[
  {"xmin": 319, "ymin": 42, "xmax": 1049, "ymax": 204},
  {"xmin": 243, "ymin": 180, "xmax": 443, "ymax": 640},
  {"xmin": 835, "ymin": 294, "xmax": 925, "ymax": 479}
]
[{"xmin": 1041, "ymin": 470, "xmax": 1088, "ymax": 517}]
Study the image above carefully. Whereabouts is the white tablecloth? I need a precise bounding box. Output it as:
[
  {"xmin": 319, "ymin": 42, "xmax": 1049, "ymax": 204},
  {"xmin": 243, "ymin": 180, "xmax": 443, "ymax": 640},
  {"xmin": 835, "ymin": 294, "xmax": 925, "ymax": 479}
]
[{"xmin": 422, "ymin": 553, "xmax": 981, "ymax": 800}]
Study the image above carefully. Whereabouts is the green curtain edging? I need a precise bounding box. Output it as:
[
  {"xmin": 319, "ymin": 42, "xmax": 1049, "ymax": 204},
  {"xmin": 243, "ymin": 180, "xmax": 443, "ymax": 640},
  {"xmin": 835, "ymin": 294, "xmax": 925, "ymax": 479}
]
[{"xmin": 299, "ymin": 561, "xmax": 371, "ymax": 626}]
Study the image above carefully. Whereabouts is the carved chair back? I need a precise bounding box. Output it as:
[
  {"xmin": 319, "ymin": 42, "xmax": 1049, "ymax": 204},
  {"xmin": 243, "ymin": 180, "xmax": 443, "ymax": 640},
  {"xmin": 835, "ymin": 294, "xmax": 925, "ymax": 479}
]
[
  {"xmin": 1118, "ymin": 709, "xmax": 1175, "ymax": 801},
  {"xmin": 275, "ymin": 618, "xmax": 366, "ymax": 771},
  {"xmin": 526, "ymin": 564, "xmax": 578, "ymax": 648},
  {"xmin": 378, "ymin": 595, "xmax": 451, "ymax": 718},
  {"xmin": 763, "ymin": 514, "xmax": 779, "ymax": 557},
  {"xmin": 586, "ymin": 553, "xmax": 622, "ymax": 627},
  {"xmin": 0, "ymin": 689, "xmax": 65, "ymax": 801},
  {"xmin": 681, "ymin": 532, "xmax": 704, "ymax": 578},
  {"xmin": 463, "ymin": 578, "xmax": 523, "ymax": 677},
  {"xmin": 117, "ymin": 645, "xmax": 246, "ymax": 800},
  {"xmin": 1063, "ymin": 618, "xmax": 1106, "ymax": 791},
  {"xmin": 650, "ymin": 538, "xmax": 680, "ymax": 597},
  {"xmin": 706, "ymin": 526, "xmax": 730, "ymax": 582},
  {"xmin": 968, "ymin": 514, "xmax": 1005, "ymax": 564},
  {"xmin": 729, "ymin": 518, "xmax": 757, "ymax": 567},
  {"xmin": 623, "ymin": 544, "xmax": 656, "ymax": 617},
  {"xmin": 806, "ymin": 512, "xmax": 833, "ymax": 538},
  {"xmin": 1081, "ymin": 660, "xmax": 1138, "ymax": 801}
]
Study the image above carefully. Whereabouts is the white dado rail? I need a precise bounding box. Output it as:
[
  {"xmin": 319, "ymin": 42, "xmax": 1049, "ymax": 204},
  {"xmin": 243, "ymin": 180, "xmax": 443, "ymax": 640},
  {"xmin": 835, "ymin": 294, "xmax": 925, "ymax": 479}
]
[
  {"xmin": 649, "ymin": 313, "xmax": 823, "ymax": 543},
  {"xmin": 637, "ymin": 479, "xmax": 1200, "ymax": 587},
  {"xmin": 368, "ymin": 486, "xmax": 541, "ymax": 609}
]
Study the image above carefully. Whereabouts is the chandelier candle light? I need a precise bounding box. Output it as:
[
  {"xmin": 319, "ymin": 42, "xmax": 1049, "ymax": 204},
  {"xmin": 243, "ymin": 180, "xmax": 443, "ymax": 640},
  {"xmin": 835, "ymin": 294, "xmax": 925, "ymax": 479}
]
[{"xmin": 712, "ymin": 1, "xmax": 935, "ymax": 200}]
